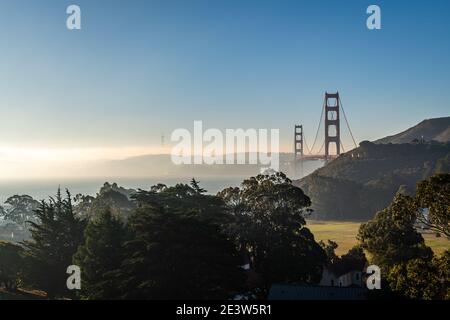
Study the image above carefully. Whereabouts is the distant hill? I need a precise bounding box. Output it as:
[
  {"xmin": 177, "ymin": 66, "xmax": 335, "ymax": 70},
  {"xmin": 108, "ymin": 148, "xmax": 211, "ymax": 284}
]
[
  {"xmin": 87, "ymin": 153, "xmax": 321, "ymax": 179},
  {"xmin": 295, "ymin": 118, "xmax": 450, "ymax": 221},
  {"xmin": 375, "ymin": 116, "xmax": 450, "ymax": 144}
]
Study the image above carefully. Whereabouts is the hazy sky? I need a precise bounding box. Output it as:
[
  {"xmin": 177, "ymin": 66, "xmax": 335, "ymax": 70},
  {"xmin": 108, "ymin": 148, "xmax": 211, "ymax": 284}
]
[{"xmin": 0, "ymin": 0, "xmax": 449, "ymax": 174}]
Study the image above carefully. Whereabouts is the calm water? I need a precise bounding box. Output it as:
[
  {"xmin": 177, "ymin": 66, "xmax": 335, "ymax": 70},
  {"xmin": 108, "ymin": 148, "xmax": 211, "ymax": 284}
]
[
  {"xmin": 0, "ymin": 160, "xmax": 324, "ymax": 203},
  {"xmin": 0, "ymin": 176, "xmax": 246, "ymax": 203}
]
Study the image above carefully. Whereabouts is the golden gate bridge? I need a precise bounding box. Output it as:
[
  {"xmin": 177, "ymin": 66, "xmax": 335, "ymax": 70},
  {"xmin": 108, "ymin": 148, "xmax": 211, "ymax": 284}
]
[{"xmin": 293, "ymin": 92, "xmax": 358, "ymax": 170}]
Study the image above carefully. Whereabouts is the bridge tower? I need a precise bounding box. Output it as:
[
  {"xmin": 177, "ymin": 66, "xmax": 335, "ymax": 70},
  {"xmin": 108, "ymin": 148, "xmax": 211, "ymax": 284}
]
[
  {"xmin": 293, "ymin": 124, "xmax": 304, "ymax": 178},
  {"xmin": 294, "ymin": 124, "xmax": 304, "ymax": 161},
  {"xmin": 324, "ymin": 92, "xmax": 341, "ymax": 159}
]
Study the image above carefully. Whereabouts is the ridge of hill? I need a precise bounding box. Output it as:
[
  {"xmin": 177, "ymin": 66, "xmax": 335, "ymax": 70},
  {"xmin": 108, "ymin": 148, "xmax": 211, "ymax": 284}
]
[
  {"xmin": 295, "ymin": 117, "xmax": 450, "ymax": 221},
  {"xmin": 375, "ymin": 117, "xmax": 450, "ymax": 144}
]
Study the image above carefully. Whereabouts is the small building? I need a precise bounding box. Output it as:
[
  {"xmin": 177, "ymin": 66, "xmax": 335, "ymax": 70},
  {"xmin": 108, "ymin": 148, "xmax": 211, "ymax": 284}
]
[
  {"xmin": 268, "ymin": 264, "xmax": 368, "ymax": 300},
  {"xmin": 319, "ymin": 267, "xmax": 363, "ymax": 287}
]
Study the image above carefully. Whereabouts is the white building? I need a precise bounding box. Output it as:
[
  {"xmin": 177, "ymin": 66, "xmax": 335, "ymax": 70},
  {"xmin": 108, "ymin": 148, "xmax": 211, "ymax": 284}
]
[{"xmin": 319, "ymin": 267, "xmax": 363, "ymax": 287}]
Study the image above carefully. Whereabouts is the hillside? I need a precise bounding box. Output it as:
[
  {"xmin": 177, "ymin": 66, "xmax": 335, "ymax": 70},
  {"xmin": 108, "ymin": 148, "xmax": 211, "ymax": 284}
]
[
  {"xmin": 86, "ymin": 153, "xmax": 320, "ymax": 179},
  {"xmin": 375, "ymin": 116, "xmax": 450, "ymax": 144},
  {"xmin": 295, "ymin": 119, "xmax": 450, "ymax": 221}
]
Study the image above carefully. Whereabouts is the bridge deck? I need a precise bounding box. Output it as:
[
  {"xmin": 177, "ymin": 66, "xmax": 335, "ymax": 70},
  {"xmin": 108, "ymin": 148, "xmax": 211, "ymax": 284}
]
[{"xmin": 294, "ymin": 155, "xmax": 339, "ymax": 161}]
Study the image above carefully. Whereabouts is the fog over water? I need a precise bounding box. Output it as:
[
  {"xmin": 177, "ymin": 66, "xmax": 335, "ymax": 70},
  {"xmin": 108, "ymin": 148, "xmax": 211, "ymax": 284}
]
[{"xmin": 0, "ymin": 159, "xmax": 325, "ymax": 202}]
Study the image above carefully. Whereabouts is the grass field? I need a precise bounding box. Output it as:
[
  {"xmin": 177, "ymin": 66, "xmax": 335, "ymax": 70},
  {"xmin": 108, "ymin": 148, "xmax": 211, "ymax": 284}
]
[{"xmin": 307, "ymin": 220, "xmax": 450, "ymax": 256}]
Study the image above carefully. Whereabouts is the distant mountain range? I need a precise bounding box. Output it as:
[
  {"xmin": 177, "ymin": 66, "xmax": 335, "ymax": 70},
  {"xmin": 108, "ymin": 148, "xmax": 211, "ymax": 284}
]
[
  {"xmin": 87, "ymin": 153, "xmax": 322, "ymax": 180},
  {"xmin": 374, "ymin": 116, "xmax": 450, "ymax": 144},
  {"xmin": 295, "ymin": 117, "xmax": 450, "ymax": 221}
]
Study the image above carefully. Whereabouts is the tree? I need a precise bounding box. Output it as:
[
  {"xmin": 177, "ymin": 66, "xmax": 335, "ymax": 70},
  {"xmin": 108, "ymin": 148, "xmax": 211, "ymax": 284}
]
[
  {"xmin": 0, "ymin": 241, "xmax": 24, "ymax": 291},
  {"xmin": 218, "ymin": 172, "xmax": 326, "ymax": 286},
  {"xmin": 387, "ymin": 258, "xmax": 445, "ymax": 300},
  {"xmin": 320, "ymin": 240, "xmax": 340, "ymax": 266},
  {"xmin": 357, "ymin": 185, "xmax": 450, "ymax": 300},
  {"xmin": 22, "ymin": 189, "xmax": 86, "ymax": 298},
  {"xmin": 190, "ymin": 178, "xmax": 207, "ymax": 194},
  {"xmin": 118, "ymin": 206, "xmax": 244, "ymax": 299},
  {"xmin": 132, "ymin": 182, "xmax": 229, "ymax": 226},
  {"xmin": 2, "ymin": 195, "xmax": 40, "ymax": 226},
  {"xmin": 434, "ymin": 154, "xmax": 450, "ymax": 174},
  {"xmin": 433, "ymin": 250, "xmax": 450, "ymax": 300},
  {"xmin": 74, "ymin": 183, "xmax": 136, "ymax": 220},
  {"xmin": 73, "ymin": 210, "xmax": 128, "ymax": 299},
  {"xmin": 358, "ymin": 193, "xmax": 433, "ymax": 271},
  {"xmin": 339, "ymin": 246, "xmax": 367, "ymax": 272},
  {"xmin": 415, "ymin": 173, "xmax": 450, "ymax": 237},
  {"xmin": 90, "ymin": 188, "xmax": 134, "ymax": 218},
  {"xmin": 73, "ymin": 194, "xmax": 95, "ymax": 217},
  {"xmin": 334, "ymin": 246, "xmax": 368, "ymax": 280},
  {"xmin": 320, "ymin": 241, "xmax": 367, "ymax": 277}
]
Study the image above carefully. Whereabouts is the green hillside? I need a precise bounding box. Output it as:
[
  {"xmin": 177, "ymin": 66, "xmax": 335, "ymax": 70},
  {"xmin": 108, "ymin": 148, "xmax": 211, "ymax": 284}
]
[
  {"xmin": 375, "ymin": 116, "xmax": 450, "ymax": 144},
  {"xmin": 296, "ymin": 137, "xmax": 450, "ymax": 220}
]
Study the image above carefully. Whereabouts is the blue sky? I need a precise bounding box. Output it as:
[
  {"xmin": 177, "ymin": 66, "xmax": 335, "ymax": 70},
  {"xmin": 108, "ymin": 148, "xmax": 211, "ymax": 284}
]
[{"xmin": 0, "ymin": 0, "xmax": 449, "ymax": 157}]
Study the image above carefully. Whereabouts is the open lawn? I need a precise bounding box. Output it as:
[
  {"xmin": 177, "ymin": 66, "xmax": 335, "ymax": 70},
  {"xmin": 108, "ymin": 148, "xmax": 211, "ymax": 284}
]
[{"xmin": 307, "ymin": 220, "xmax": 450, "ymax": 256}]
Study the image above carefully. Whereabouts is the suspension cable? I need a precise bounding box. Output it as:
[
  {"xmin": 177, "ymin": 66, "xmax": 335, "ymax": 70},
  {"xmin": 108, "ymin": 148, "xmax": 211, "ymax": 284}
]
[
  {"xmin": 317, "ymin": 140, "xmax": 325, "ymax": 155},
  {"xmin": 309, "ymin": 97, "xmax": 326, "ymax": 154},
  {"xmin": 303, "ymin": 133, "xmax": 312, "ymax": 155},
  {"xmin": 338, "ymin": 96, "xmax": 358, "ymax": 149},
  {"xmin": 340, "ymin": 139, "xmax": 346, "ymax": 153}
]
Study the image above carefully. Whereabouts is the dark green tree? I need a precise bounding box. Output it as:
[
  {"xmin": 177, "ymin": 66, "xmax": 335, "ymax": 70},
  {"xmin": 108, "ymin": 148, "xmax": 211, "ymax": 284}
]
[
  {"xmin": 319, "ymin": 240, "xmax": 340, "ymax": 266},
  {"xmin": 415, "ymin": 173, "xmax": 450, "ymax": 237},
  {"xmin": 73, "ymin": 210, "xmax": 128, "ymax": 299},
  {"xmin": 434, "ymin": 154, "xmax": 450, "ymax": 174},
  {"xmin": 22, "ymin": 189, "xmax": 86, "ymax": 298},
  {"xmin": 357, "ymin": 184, "xmax": 450, "ymax": 300},
  {"xmin": 2, "ymin": 195, "xmax": 40, "ymax": 226},
  {"xmin": 218, "ymin": 172, "xmax": 326, "ymax": 286},
  {"xmin": 319, "ymin": 241, "xmax": 367, "ymax": 277},
  {"xmin": 339, "ymin": 246, "xmax": 367, "ymax": 272},
  {"xmin": 433, "ymin": 249, "xmax": 450, "ymax": 299},
  {"xmin": 132, "ymin": 182, "xmax": 228, "ymax": 226},
  {"xmin": 73, "ymin": 194, "xmax": 95, "ymax": 217},
  {"xmin": 387, "ymin": 257, "xmax": 445, "ymax": 300},
  {"xmin": 190, "ymin": 178, "xmax": 207, "ymax": 194},
  {"xmin": 358, "ymin": 193, "xmax": 433, "ymax": 272},
  {"xmin": 74, "ymin": 183, "xmax": 136, "ymax": 220},
  {"xmin": 0, "ymin": 241, "xmax": 24, "ymax": 291},
  {"xmin": 119, "ymin": 206, "xmax": 243, "ymax": 299}
]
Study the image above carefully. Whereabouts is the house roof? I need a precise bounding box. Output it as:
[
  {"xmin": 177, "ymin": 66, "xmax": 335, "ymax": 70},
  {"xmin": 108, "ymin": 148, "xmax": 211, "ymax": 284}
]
[{"xmin": 268, "ymin": 284, "xmax": 368, "ymax": 300}]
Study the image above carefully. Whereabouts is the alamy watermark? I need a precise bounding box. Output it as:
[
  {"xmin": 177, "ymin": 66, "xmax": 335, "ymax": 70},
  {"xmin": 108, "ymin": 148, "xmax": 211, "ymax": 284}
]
[
  {"xmin": 366, "ymin": 265, "xmax": 381, "ymax": 290},
  {"xmin": 65, "ymin": 4, "xmax": 381, "ymax": 31},
  {"xmin": 66, "ymin": 5, "xmax": 81, "ymax": 30},
  {"xmin": 171, "ymin": 121, "xmax": 280, "ymax": 172},
  {"xmin": 66, "ymin": 265, "xmax": 81, "ymax": 290},
  {"xmin": 367, "ymin": 5, "xmax": 381, "ymax": 30}
]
